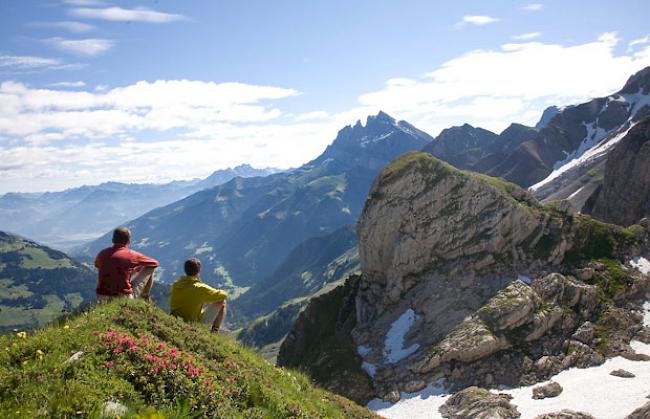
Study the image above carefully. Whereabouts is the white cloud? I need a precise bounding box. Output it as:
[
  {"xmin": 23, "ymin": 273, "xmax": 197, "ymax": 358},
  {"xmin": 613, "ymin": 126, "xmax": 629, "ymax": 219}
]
[
  {"xmin": 45, "ymin": 37, "xmax": 114, "ymax": 56},
  {"xmin": 0, "ymin": 55, "xmax": 62, "ymax": 70},
  {"xmin": 48, "ymin": 81, "xmax": 86, "ymax": 88},
  {"xmin": 293, "ymin": 111, "xmax": 330, "ymax": 121},
  {"xmin": 629, "ymin": 35, "xmax": 650, "ymax": 49},
  {"xmin": 513, "ymin": 32, "xmax": 541, "ymax": 40},
  {"xmin": 522, "ymin": 3, "xmax": 544, "ymax": 11},
  {"xmin": 3, "ymin": 33, "xmax": 650, "ymax": 193},
  {"xmin": 63, "ymin": 0, "xmax": 104, "ymax": 5},
  {"xmin": 357, "ymin": 33, "xmax": 650, "ymax": 134},
  {"xmin": 0, "ymin": 79, "xmax": 301, "ymax": 139},
  {"xmin": 456, "ymin": 15, "xmax": 499, "ymax": 28},
  {"xmin": 69, "ymin": 6, "xmax": 187, "ymax": 23},
  {"xmin": 31, "ymin": 21, "xmax": 95, "ymax": 33}
]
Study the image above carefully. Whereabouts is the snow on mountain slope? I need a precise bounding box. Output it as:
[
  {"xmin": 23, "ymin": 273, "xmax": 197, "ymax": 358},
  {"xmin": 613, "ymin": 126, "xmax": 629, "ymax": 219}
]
[
  {"xmin": 369, "ymin": 305, "xmax": 650, "ymax": 419},
  {"xmin": 529, "ymin": 86, "xmax": 650, "ymax": 196},
  {"xmin": 529, "ymin": 122, "xmax": 635, "ymax": 192}
]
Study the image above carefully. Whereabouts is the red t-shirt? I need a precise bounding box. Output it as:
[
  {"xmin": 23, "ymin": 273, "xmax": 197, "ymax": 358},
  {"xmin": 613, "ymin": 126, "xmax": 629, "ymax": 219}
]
[{"xmin": 95, "ymin": 244, "xmax": 160, "ymax": 296}]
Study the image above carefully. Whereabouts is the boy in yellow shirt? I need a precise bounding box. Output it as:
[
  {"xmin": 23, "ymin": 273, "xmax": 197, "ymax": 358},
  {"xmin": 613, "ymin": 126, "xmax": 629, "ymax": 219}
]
[{"xmin": 170, "ymin": 258, "xmax": 228, "ymax": 332}]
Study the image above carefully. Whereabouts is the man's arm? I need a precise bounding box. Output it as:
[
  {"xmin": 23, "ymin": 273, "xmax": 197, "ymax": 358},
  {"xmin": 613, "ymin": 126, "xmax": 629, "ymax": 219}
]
[{"xmin": 130, "ymin": 250, "xmax": 160, "ymax": 268}]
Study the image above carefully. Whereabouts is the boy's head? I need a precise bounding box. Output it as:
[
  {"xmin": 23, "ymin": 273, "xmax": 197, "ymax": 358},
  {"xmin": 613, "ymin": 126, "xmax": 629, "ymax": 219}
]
[
  {"xmin": 184, "ymin": 258, "xmax": 201, "ymax": 276},
  {"xmin": 112, "ymin": 227, "xmax": 132, "ymax": 245}
]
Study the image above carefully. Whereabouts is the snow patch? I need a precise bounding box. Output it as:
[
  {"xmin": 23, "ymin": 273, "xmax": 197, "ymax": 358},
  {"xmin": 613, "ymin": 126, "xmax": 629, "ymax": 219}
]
[
  {"xmin": 362, "ymin": 362, "xmax": 377, "ymax": 378},
  {"xmin": 370, "ymin": 300, "xmax": 650, "ymax": 419},
  {"xmin": 630, "ymin": 256, "xmax": 650, "ymax": 275},
  {"xmin": 370, "ymin": 341, "xmax": 650, "ymax": 418},
  {"xmin": 551, "ymin": 122, "xmax": 608, "ymax": 171},
  {"xmin": 567, "ymin": 185, "xmax": 585, "ymax": 200},
  {"xmin": 530, "ymin": 123, "xmax": 635, "ymax": 192},
  {"xmin": 357, "ymin": 345, "xmax": 371, "ymax": 357},
  {"xmin": 517, "ymin": 274, "xmax": 532, "ymax": 284},
  {"xmin": 367, "ymin": 379, "xmax": 448, "ymax": 417},
  {"xmin": 384, "ymin": 309, "xmax": 420, "ymax": 364},
  {"xmin": 360, "ymin": 131, "xmax": 395, "ymax": 148},
  {"xmin": 501, "ymin": 341, "xmax": 650, "ymax": 419}
]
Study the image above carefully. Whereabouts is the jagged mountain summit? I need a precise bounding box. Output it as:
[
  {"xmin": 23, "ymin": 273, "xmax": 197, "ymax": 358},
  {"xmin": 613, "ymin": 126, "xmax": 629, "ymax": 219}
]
[
  {"xmin": 279, "ymin": 152, "xmax": 650, "ymax": 406},
  {"xmin": 422, "ymin": 66, "xmax": 650, "ymax": 199},
  {"xmin": 77, "ymin": 112, "xmax": 431, "ymax": 317},
  {"xmin": 0, "ymin": 164, "xmax": 281, "ymax": 250}
]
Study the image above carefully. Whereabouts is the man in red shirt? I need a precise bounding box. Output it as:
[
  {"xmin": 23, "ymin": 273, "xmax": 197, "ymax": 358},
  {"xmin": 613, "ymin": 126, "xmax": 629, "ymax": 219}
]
[{"xmin": 95, "ymin": 227, "xmax": 160, "ymax": 299}]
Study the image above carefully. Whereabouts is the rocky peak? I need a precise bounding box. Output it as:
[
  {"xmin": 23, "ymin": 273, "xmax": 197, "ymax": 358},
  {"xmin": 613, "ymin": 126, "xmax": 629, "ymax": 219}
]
[
  {"xmin": 422, "ymin": 124, "xmax": 500, "ymax": 169},
  {"xmin": 619, "ymin": 66, "xmax": 650, "ymax": 95},
  {"xmin": 313, "ymin": 112, "xmax": 433, "ymax": 171},
  {"xmin": 536, "ymin": 106, "xmax": 561, "ymax": 129}
]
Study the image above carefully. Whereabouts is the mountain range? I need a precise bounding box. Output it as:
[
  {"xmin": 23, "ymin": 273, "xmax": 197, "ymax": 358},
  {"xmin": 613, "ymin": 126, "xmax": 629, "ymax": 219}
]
[
  {"xmin": 76, "ymin": 112, "xmax": 431, "ymax": 322},
  {"xmin": 0, "ymin": 164, "xmax": 281, "ymax": 250},
  {"xmin": 62, "ymin": 67, "xmax": 650, "ymax": 347},
  {"xmin": 1, "ymin": 65, "xmax": 650, "ymax": 419}
]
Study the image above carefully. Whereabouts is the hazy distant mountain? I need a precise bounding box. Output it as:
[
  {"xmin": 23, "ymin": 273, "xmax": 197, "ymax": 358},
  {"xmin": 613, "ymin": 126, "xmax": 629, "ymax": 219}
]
[
  {"xmin": 0, "ymin": 165, "xmax": 281, "ymax": 250},
  {"xmin": 77, "ymin": 112, "xmax": 431, "ymax": 305}
]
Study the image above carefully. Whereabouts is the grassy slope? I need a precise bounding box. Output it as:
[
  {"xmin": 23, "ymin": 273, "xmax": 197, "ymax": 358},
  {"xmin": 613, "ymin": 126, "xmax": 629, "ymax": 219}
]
[
  {"xmin": 0, "ymin": 231, "xmax": 96, "ymax": 332},
  {"xmin": 0, "ymin": 298, "xmax": 377, "ymax": 418}
]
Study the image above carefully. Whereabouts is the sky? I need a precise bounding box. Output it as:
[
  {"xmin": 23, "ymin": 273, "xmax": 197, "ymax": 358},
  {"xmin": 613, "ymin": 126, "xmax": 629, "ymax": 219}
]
[{"xmin": 1, "ymin": 0, "xmax": 650, "ymax": 193}]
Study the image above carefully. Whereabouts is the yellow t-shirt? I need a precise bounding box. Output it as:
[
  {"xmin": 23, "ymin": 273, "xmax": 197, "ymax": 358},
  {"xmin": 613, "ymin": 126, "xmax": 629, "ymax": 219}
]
[{"xmin": 169, "ymin": 275, "xmax": 228, "ymax": 322}]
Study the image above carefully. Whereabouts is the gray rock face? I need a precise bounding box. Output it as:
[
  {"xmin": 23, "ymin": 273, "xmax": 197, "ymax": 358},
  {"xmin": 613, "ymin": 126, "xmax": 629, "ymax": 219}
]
[
  {"xmin": 348, "ymin": 152, "xmax": 649, "ymax": 397},
  {"xmin": 571, "ymin": 322, "xmax": 596, "ymax": 345},
  {"xmin": 280, "ymin": 149, "xmax": 650, "ymax": 403},
  {"xmin": 439, "ymin": 387, "xmax": 519, "ymax": 419},
  {"xmin": 626, "ymin": 401, "xmax": 650, "ymax": 419},
  {"xmin": 422, "ymin": 124, "xmax": 501, "ymax": 170},
  {"xmin": 586, "ymin": 115, "xmax": 650, "ymax": 226},
  {"xmin": 532, "ymin": 381, "xmax": 563, "ymax": 399},
  {"xmin": 534, "ymin": 410, "xmax": 596, "ymax": 419},
  {"xmin": 611, "ymin": 369, "xmax": 636, "ymax": 378}
]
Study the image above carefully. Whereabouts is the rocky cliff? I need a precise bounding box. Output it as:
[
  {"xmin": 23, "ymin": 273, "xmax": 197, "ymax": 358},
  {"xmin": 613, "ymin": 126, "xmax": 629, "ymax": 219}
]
[
  {"xmin": 584, "ymin": 115, "xmax": 650, "ymax": 226},
  {"xmin": 279, "ymin": 152, "xmax": 650, "ymax": 403}
]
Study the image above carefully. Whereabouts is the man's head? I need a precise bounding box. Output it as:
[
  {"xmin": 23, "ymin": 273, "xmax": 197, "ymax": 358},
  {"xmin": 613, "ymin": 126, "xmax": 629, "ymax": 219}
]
[
  {"xmin": 184, "ymin": 258, "xmax": 201, "ymax": 276},
  {"xmin": 112, "ymin": 227, "xmax": 132, "ymax": 245}
]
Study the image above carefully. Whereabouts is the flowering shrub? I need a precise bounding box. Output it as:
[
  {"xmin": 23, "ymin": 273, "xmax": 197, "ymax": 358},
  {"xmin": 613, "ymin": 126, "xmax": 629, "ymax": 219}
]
[{"xmin": 94, "ymin": 330, "xmax": 236, "ymax": 413}]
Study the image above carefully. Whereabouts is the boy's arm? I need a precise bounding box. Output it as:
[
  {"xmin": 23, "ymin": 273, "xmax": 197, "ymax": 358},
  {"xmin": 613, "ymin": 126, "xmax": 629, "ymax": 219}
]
[{"xmin": 197, "ymin": 283, "xmax": 228, "ymax": 303}]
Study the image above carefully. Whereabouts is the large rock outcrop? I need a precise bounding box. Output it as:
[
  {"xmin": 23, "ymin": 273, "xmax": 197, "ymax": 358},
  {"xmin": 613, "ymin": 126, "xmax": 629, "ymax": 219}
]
[
  {"xmin": 585, "ymin": 115, "xmax": 650, "ymax": 226},
  {"xmin": 279, "ymin": 152, "xmax": 650, "ymax": 402}
]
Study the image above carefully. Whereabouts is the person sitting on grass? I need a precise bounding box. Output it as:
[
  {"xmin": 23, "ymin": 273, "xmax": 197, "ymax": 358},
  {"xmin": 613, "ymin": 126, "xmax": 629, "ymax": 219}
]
[
  {"xmin": 170, "ymin": 258, "xmax": 228, "ymax": 333},
  {"xmin": 95, "ymin": 226, "xmax": 159, "ymax": 301}
]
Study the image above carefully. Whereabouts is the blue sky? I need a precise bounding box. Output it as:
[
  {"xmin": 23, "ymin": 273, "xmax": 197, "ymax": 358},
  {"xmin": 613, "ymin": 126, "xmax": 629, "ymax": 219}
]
[{"xmin": 1, "ymin": 0, "xmax": 650, "ymax": 192}]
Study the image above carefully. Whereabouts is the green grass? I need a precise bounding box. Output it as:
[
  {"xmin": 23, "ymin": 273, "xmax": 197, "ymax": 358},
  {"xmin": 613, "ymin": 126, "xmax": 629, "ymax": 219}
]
[
  {"xmin": 19, "ymin": 247, "xmax": 72, "ymax": 270},
  {"xmin": 0, "ymin": 294, "xmax": 69, "ymax": 329},
  {"xmin": 0, "ymin": 299, "xmax": 377, "ymax": 418},
  {"xmin": 563, "ymin": 214, "xmax": 638, "ymax": 264},
  {"xmin": 0, "ymin": 279, "xmax": 33, "ymax": 300}
]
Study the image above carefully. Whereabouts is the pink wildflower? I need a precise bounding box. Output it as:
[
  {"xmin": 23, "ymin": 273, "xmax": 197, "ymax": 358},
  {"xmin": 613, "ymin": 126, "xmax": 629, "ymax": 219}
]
[{"xmin": 104, "ymin": 361, "xmax": 113, "ymax": 367}]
